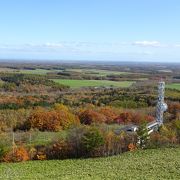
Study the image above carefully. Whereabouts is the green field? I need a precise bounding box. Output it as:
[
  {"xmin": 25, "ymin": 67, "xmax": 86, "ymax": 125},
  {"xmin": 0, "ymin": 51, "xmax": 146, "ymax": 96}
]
[
  {"xmin": 166, "ymin": 83, "xmax": 180, "ymax": 90},
  {"xmin": 52, "ymin": 79, "xmax": 134, "ymax": 88},
  {"xmin": 0, "ymin": 67, "xmax": 147, "ymax": 79},
  {"xmin": 0, "ymin": 148, "xmax": 180, "ymax": 179},
  {"xmin": 0, "ymin": 68, "xmax": 60, "ymax": 75},
  {"xmin": 66, "ymin": 68, "xmax": 132, "ymax": 76},
  {"xmin": 18, "ymin": 69, "xmax": 60, "ymax": 75},
  {"xmin": 0, "ymin": 67, "xmax": 131, "ymax": 76}
]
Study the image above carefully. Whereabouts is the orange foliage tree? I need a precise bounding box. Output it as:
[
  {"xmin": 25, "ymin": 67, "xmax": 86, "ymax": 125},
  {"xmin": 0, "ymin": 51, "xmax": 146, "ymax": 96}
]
[
  {"xmin": 54, "ymin": 104, "xmax": 80, "ymax": 129},
  {"xmin": 98, "ymin": 107, "xmax": 118, "ymax": 124},
  {"xmin": 28, "ymin": 104, "xmax": 79, "ymax": 131},
  {"xmin": 3, "ymin": 146, "xmax": 29, "ymax": 163}
]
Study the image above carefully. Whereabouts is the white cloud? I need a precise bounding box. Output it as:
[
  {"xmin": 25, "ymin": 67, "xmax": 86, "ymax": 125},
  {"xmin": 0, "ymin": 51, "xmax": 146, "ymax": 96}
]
[
  {"xmin": 43, "ymin": 43, "xmax": 64, "ymax": 48},
  {"xmin": 132, "ymin": 41, "xmax": 162, "ymax": 47},
  {"xmin": 175, "ymin": 44, "xmax": 180, "ymax": 47},
  {"xmin": 0, "ymin": 43, "xmax": 67, "ymax": 53}
]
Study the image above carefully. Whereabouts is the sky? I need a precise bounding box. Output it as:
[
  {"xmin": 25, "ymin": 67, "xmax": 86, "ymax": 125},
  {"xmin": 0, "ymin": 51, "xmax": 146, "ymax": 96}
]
[{"xmin": 0, "ymin": 0, "xmax": 180, "ymax": 62}]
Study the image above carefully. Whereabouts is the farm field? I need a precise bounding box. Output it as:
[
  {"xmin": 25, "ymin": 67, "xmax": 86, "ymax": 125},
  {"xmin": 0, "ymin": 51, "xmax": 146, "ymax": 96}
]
[
  {"xmin": 0, "ymin": 67, "xmax": 136, "ymax": 76},
  {"xmin": 166, "ymin": 83, "xmax": 180, "ymax": 90},
  {"xmin": 0, "ymin": 148, "xmax": 180, "ymax": 179},
  {"xmin": 0, "ymin": 68, "xmax": 59, "ymax": 75},
  {"xmin": 52, "ymin": 79, "xmax": 134, "ymax": 88},
  {"xmin": 18, "ymin": 69, "xmax": 61, "ymax": 75},
  {"xmin": 18, "ymin": 68, "xmax": 139, "ymax": 77},
  {"xmin": 0, "ymin": 67, "xmax": 143, "ymax": 77},
  {"xmin": 66, "ymin": 68, "xmax": 133, "ymax": 76}
]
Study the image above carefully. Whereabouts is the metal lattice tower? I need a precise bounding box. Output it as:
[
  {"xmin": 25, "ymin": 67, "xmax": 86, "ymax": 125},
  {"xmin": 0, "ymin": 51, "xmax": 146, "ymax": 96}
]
[{"xmin": 156, "ymin": 81, "xmax": 168, "ymax": 125}]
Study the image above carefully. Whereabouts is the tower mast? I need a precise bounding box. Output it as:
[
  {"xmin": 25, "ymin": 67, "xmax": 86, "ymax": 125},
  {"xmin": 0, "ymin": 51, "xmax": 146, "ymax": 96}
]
[{"xmin": 156, "ymin": 80, "xmax": 168, "ymax": 125}]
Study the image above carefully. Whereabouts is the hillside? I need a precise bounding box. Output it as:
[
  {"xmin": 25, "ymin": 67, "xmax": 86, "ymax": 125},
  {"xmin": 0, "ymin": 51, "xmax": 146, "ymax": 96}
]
[{"xmin": 0, "ymin": 148, "xmax": 180, "ymax": 180}]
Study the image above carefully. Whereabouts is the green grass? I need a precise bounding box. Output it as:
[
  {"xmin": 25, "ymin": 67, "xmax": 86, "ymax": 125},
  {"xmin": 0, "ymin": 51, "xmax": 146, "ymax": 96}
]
[
  {"xmin": 25, "ymin": 131, "xmax": 67, "ymax": 146},
  {"xmin": 18, "ymin": 69, "xmax": 60, "ymax": 75},
  {"xmin": 0, "ymin": 131, "xmax": 67, "ymax": 147},
  {"xmin": 0, "ymin": 68, "xmax": 60, "ymax": 75},
  {"xmin": 166, "ymin": 83, "xmax": 180, "ymax": 90},
  {"xmin": 0, "ymin": 68, "xmax": 49, "ymax": 75},
  {"xmin": 135, "ymin": 78, "xmax": 149, "ymax": 80},
  {"xmin": 0, "ymin": 148, "xmax": 180, "ymax": 179},
  {"xmin": 0, "ymin": 67, "xmax": 146, "ymax": 79},
  {"xmin": 52, "ymin": 79, "xmax": 134, "ymax": 88},
  {"xmin": 0, "ymin": 67, "xmax": 131, "ymax": 76}
]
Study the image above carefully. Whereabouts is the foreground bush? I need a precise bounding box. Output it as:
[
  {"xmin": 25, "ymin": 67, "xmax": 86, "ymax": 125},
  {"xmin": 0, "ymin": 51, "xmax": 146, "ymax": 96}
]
[
  {"xmin": 67, "ymin": 126, "xmax": 87, "ymax": 158},
  {"xmin": 172, "ymin": 119, "xmax": 180, "ymax": 142},
  {"xmin": 46, "ymin": 139, "xmax": 71, "ymax": 160},
  {"xmin": 147, "ymin": 123, "xmax": 178, "ymax": 148},
  {"xmin": 32, "ymin": 145, "xmax": 47, "ymax": 160},
  {"xmin": 3, "ymin": 146, "xmax": 29, "ymax": 162},
  {"xmin": 100, "ymin": 131, "xmax": 137, "ymax": 156},
  {"xmin": 81, "ymin": 127, "xmax": 104, "ymax": 156},
  {"xmin": 0, "ymin": 144, "xmax": 6, "ymax": 162},
  {"xmin": 136, "ymin": 123, "xmax": 150, "ymax": 149},
  {"xmin": 3, "ymin": 120, "xmax": 180, "ymax": 163}
]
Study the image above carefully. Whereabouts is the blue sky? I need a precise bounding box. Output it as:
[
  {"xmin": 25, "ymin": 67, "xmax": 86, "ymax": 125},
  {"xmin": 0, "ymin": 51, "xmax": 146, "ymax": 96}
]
[{"xmin": 0, "ymin": 0, "xmax": 180, "ymax": 62}]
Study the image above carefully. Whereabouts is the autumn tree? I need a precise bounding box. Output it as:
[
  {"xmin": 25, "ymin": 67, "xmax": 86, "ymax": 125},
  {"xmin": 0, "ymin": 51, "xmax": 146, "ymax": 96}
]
[
  {"xmin": 54, "ymin": 104, "xmax": 80, "ymax": 129},
  {"xmin": 114, "ymin": 112, "xmax": 133, "ymax": 124},
  {"xmin": 168, "ymin": 102, "xmax": 180, "ymax": 120},
  {"xmin": 28, "ymin": 104, "xmax": 79, "ymax": 131},
  {"xmin": 78, "ymin": 109, "xmax": 106, "ymax": 125},
  {"xmin": 98, "ymin": 107, "xmax": 117, "ymax": 124}
]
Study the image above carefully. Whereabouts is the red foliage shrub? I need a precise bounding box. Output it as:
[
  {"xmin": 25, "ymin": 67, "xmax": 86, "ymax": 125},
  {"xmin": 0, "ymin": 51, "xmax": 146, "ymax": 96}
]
[
  {"xmin": 145, "ymin": 115, "xmax": 155, "ymax": 123},
  {"xmin": 114, "ymin": 112, "xmax": 133, "ymax": 124},
  {"xmin": 168, "ymin": 102, "xmax": 180, "ymax": 119},
  {"xmin": 114, "ymin": 111, "xmax": 154, "ymax": 125},
  {"xmin": 79, "ymin": 109, "xmax": 106, "ymax": 125}
]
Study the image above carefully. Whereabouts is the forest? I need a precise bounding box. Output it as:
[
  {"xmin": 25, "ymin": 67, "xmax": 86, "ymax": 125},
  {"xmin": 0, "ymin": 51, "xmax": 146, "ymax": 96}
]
[{"xmin": 0, "ymin": 61, "xmax": 180, "ymax": 162}]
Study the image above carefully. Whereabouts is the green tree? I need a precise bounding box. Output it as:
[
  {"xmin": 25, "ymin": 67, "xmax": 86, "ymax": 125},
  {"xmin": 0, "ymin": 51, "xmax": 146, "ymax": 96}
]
[
  {"xmin": 0, "ymin": 144, "xmax": 6, "ymax": 162},
  {"xmin": 82, "ymin": 127, "xmax": 104, "ymax": 155},
  {"xmin": 137, "ymin": 123, "xmax": 149, "ymax": 149}
]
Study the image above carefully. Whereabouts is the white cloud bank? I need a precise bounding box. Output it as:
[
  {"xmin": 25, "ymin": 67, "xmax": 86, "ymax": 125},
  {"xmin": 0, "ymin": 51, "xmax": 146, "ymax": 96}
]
[
  {"xmin": 175, "ymin": 44, "xmax": 180, "ymax": 47},
  {"xmin": 132, "ymin": 41, "xmax": 162, "ymax": 47}
]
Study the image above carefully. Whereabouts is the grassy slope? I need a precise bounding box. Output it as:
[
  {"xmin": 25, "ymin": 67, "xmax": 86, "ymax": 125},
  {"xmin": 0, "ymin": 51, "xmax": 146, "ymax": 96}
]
[
  {"xmin": 52, "ymin": 79, "xmax": 134, "ymax": 88},
  {"xmin": 0, "ymin": 148, "xmax": 180, "ymax": 179}
]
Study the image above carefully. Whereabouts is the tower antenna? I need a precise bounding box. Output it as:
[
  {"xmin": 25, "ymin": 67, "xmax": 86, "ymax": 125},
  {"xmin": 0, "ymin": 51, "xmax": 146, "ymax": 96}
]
[{"xmin": 156, "ymin": 79, "xmax": 168, "ymax": 125}]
